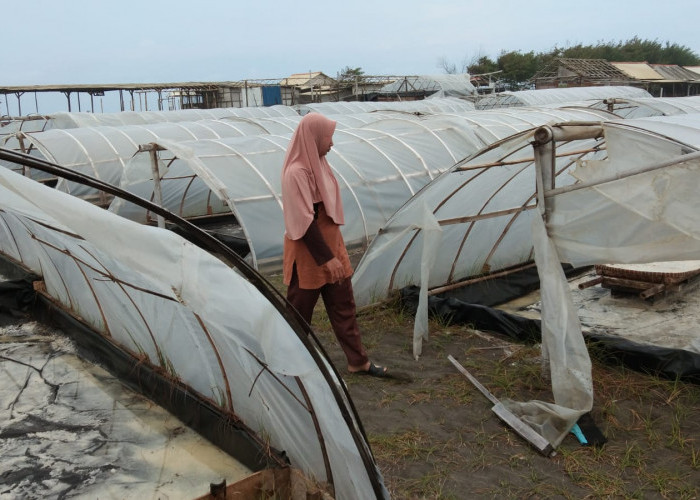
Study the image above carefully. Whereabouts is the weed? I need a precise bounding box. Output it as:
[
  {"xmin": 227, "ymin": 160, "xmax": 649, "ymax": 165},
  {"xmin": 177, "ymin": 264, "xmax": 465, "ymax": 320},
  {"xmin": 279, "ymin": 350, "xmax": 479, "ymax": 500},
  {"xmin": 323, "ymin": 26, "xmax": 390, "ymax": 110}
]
[
  {"xmin": 620, "ymin": 442, "xmax": 645, "ymax": 469},
  {"xmin": 691, "ymin": 446, "xmax": 700, "ymax": 470}
]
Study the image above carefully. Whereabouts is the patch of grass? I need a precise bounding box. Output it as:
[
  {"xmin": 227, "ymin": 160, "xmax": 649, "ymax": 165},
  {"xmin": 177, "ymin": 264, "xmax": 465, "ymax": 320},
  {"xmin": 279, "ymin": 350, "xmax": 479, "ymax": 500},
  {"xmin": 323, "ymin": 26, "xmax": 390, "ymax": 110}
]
[
  {"xmin": 371, "ymin": 427, "xmax": 439, "ymax": 463},
  {"xmin": 264, "ymin": 268, "xmax": 700, "ymax": 500},
  {"xmin": 690, "ymin": 446, "xmax": 700, "ymax": 470},
  {"xmin": 620, "ymin": 442, "xmax": 646, "ymax": 469}
]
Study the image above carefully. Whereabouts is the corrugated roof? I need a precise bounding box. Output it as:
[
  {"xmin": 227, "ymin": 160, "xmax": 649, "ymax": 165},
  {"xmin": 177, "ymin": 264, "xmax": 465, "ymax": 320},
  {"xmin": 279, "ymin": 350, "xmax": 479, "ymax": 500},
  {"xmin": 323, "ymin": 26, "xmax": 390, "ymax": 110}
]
[
  {"xmin": 686, "ymin": 66, "xmax": 700, "ymax": 77},
  {"xmin": 611, "ymin": 62, "xmax": 663, "ymax": 80},
  {"xmin": 649, "ymin": 64, "xmax": 700, "ymax": 82}
]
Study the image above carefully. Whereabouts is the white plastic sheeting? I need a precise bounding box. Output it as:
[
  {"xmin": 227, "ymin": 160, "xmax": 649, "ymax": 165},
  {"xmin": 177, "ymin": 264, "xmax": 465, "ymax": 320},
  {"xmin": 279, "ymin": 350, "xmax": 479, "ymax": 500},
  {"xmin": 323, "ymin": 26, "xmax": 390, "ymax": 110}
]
[
  {"xmin": 352, "ymin": 111, "xmax": 612, "ymax": 311},
  {"xmin": 0, "ymin": 117, "xmax": 52, "ymax": 179},
  {"xmin": 0, "ymin": 166, "xmax": 387, "ymax": 500},
  {"xmin": 475, "ymin": 86, "xmax": 652, "ymax": 110},
  {"xmin": 47, "ymin": 105, "xmax": 298, "ymax": 129},
  {"xmin": 298, "ymin": 97, "xmax": 476, "ymax": 115},
  {"xmin": 429, "ymin": 107, "xmax": 614, "ymax": 145},
  {"xmin": 111, "ymin": 117, "xmax": 486, "ymax": 269},
  {"xmin": 18, "ymin": 120, "xmax": 274, "ymax": 201},
  {"xmin": 518, "ymin": 115, "xmax": 700, "ymax": 449},
  {"xmin": 111, "ymin": 108, "xmax": 613, "ymax": 271},
  {"xmin": 0, "ymin": 107, "xmax": 298, "ymax": 137},
  {"xmin": 376, "ymin": 75, "xmax": 477, "ymax": 98},
  {"xmin": 9, "ymin": 113, "xmax": 437, "ymax": 202},
  {"xmin": 351, "ymin": 114, "xmax": 700, "ymax": 449},
  {"xmin": 580, "ymin": 96, "xmax": 700, "ymax": 119}
]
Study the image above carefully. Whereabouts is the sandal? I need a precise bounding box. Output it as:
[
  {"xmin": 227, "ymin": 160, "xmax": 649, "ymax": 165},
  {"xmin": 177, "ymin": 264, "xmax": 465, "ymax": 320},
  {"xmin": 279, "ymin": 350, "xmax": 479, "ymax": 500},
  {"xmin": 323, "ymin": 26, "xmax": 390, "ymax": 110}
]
[{"xmin": 350, "ymin": 362, "xmax": 390, "ymax": 378}]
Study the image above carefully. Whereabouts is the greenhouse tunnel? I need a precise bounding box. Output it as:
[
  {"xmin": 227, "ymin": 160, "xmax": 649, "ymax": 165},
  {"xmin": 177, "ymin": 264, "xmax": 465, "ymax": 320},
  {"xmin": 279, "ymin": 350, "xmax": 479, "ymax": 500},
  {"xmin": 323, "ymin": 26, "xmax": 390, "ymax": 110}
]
[
  {"xmin": 0, "ymin": 150, "xmax": 390, "ymax": 500},
  {"xmin": 475, "ymin": 85, "xmax": 651, "ymax": 110},
  {"xmin": 109, "ymin": 107, "xmax": 615, "ymax": 270},
  {"xmin": 352, "ymin": 113, "xmax": 700, "ymax": 309}
]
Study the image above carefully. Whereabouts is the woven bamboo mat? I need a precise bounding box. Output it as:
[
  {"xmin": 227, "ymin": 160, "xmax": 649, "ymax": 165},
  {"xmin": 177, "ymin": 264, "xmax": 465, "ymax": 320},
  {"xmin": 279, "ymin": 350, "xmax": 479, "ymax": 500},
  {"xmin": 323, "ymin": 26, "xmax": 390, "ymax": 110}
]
[{"xmin": 595, "ymin": 261, "xmax": 700, "ymax": 285}]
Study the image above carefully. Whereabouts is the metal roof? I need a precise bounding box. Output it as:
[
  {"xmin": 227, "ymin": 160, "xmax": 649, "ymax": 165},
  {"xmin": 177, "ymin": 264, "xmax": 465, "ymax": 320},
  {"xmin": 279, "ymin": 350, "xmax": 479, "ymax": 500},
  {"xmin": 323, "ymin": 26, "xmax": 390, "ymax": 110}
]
[
  {"xmin": 611, "ymin": 62, "xmax": 664, "ymax": 81},
  {"xmin": 649, "ymin": 64, "xmax": 700, "ymax": 82}
]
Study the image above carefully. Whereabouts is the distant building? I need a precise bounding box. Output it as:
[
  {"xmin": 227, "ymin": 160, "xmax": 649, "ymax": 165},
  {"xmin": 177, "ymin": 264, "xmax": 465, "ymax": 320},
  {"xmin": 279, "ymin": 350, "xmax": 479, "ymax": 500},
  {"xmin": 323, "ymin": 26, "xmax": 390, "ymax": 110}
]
[
  {"xmin": 531, "ymin": 58, "xmax": 700, "ymax": 97},
  {"xmin": 531, "ymin": 58, "xmax": 634, "ymax": 89},
  {"xmin": 279, "ymin": 72, "xmax": 342, "ymax": 104}
]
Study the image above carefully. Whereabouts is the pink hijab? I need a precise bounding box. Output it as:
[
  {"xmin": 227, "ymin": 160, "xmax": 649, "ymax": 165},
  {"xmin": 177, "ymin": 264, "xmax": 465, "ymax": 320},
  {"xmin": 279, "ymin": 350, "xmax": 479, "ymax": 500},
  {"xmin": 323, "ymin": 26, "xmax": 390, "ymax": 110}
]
[{"xmin": 281, "ymin": 113, "xmax": 344, "ymax": 240}]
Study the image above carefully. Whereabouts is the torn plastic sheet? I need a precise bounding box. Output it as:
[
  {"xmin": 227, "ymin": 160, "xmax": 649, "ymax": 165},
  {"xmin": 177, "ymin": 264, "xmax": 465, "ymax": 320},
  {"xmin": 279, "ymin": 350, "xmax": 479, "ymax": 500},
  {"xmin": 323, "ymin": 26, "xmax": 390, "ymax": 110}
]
[
  {"xmin": 523, "ymin": 117, "xmax": 700, "ymax": 449},
  {"xmin": 411, "ymin": 201, "xmax": 442, "ymax": 359}
]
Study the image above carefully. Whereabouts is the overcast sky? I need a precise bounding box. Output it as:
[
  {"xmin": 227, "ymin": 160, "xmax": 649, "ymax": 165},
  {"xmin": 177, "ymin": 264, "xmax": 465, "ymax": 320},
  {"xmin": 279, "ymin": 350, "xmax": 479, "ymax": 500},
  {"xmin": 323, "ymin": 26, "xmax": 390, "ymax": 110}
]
[
  {"xmin": 2, "ymin": 0, "xmax": 699, "ymax": 114},
  {"xmin": 4, "ymin": 0, "xmax": 699, "ymax": 85}
]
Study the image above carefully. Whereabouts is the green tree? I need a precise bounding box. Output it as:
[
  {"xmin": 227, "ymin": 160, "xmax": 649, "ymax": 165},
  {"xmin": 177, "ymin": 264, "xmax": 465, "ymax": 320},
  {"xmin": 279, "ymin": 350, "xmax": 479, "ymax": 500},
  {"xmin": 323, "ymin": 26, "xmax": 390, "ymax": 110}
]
[
  {"xmin": 337, "ymin": 66, "xmax": 365, "ymax": 82},
  {"xmin": 497, "ymin": 50, "xmax": 539, "ymax": 89},
  {"xmin": 467, "ymin": 56, "xmax": 499, "ymax": 76},
  {"xmin": 440, "ymin": 38, "xmax": 700, "ymax": 84}
]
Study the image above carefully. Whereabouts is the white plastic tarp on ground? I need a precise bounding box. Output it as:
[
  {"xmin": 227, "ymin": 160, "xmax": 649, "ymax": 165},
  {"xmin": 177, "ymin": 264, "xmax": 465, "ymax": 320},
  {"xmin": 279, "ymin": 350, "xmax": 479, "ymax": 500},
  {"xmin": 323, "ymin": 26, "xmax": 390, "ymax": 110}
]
[{"xmin": 0, "ymin": 166, "xmax": 388, "ymax": 500}]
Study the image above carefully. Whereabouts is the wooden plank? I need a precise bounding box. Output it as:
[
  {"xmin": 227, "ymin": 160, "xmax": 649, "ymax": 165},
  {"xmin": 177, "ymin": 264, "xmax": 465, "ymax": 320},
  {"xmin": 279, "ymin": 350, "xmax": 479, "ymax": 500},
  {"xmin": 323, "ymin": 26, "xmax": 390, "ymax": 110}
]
[
  {"xmin": 448, "ymin": 355, "xmax": 554, "ymax": 457},
  {"xmin": 447, "ymin": 355, "xmax": 499, "ymax": 406},
  {"xmin": 639, "ymin": 283, "xmax": 666, "ymax": 300},
  {"xmin": 492, "ymin": 403, "xmax": 554, "ymax": 456},
  {"xmin": 602, "ymin": 276, "xmax": 652, "ymax": 290}
]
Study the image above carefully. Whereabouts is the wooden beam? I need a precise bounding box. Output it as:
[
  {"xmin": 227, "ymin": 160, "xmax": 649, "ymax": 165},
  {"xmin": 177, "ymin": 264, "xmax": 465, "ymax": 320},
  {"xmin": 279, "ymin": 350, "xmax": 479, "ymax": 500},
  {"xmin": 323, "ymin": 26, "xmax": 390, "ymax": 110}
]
[{"xmin": 448, "ymin": 355, "xmax": 554, "ymax": 457}]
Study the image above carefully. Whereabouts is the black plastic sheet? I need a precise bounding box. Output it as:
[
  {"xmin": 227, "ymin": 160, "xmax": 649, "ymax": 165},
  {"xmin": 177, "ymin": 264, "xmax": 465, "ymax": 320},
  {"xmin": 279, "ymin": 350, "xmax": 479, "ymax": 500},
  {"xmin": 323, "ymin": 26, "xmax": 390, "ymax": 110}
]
[{"xmin": 400, "ymin": 286, "xmax": 700, "ymax": 384}]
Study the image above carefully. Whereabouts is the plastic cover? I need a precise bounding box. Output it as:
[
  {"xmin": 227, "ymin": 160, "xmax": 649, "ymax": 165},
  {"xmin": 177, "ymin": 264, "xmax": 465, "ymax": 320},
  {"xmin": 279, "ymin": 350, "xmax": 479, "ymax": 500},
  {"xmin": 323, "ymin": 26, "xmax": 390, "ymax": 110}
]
[
  {"xmin": 298, "ymin": 96, "xmax": 476, "ymax": 115},
  {"xmin": 0, "ymin": 167, "xmax": 388, "ymax": 500},
  {"xmin": 376, "ymin": 75, "xmax": 477, "ymax": 98},
  {"xmin": 48, "ymin": 105, "xmax": 298, "ymax": 129},
  {"xmin": 111, "ymin": 108, "xmax": 613, "ymax": 271},
  {"xmin": 476, "ymin": 85, "xmax": 651, "ymax": 110},
  {"xmin": 111, "ymin": 115, "xmax": 487, "ymax": 269},
  {"xmin": 351, "ymin": 109, "xmax": 613, "ymax": 314}
]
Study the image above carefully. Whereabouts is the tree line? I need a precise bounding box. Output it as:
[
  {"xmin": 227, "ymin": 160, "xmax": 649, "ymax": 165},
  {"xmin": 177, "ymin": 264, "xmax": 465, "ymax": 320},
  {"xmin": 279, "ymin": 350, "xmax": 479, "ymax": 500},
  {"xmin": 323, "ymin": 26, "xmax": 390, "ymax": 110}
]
[{"xmin": 441, "ymin": 37, "xmax": 700, "ymax": 90}]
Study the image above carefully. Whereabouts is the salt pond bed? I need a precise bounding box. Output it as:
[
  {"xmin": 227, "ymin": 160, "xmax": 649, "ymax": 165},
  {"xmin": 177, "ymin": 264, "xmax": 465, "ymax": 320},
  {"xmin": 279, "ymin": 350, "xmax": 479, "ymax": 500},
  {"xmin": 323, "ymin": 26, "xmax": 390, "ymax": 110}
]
[
  {"xmin": 519, "ymin": 270, "xmax": 700, "ymax": 354},
  {"xmin": 0, "ymin": 320, "xmax": 251, "ymax": 499}
]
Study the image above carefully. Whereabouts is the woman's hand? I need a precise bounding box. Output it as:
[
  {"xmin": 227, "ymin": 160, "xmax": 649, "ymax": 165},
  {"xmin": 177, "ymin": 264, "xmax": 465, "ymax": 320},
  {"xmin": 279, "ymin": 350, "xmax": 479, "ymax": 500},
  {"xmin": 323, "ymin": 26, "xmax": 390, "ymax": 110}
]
[{"xmin": 323, "ymin": 257, "xmax": 345, "ymax": 283}]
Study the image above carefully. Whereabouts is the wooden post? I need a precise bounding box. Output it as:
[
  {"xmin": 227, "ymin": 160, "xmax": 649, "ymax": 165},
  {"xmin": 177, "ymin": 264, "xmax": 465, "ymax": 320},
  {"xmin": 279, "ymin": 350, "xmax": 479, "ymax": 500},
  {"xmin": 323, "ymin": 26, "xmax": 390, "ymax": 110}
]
[{"xmin": 140, "ymin": 144, "xmax": 166, "ymax": 229}]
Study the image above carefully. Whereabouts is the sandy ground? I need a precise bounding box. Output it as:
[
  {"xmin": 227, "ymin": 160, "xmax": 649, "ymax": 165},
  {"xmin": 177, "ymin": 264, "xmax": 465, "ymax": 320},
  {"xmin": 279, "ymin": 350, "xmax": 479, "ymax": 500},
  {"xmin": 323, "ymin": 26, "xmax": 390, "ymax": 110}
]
[{"xmin": 307, "ymin": 268, "xmax": 700, "ymax": 498}]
